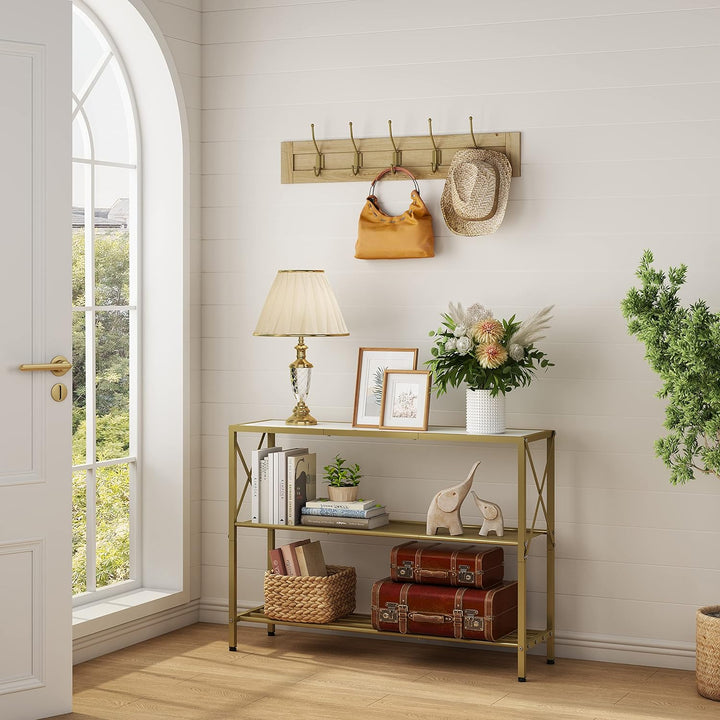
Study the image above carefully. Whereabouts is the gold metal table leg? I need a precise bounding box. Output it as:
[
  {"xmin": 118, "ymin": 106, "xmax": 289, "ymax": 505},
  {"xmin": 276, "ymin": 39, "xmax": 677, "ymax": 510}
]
[
  {"xmin": 517, "ymin": 439, "xmax": 527, "ymax": 682},
  {"xmin": 229, "ymin": 428, "xmax": 238, "ymax": 650},
  {"xmin": 546, "ymin": 432, "xmax": 556, "ymax": 663},
  {"xmin": 266, "ymin": 527, "xmax": 276, "ymax": 636}
]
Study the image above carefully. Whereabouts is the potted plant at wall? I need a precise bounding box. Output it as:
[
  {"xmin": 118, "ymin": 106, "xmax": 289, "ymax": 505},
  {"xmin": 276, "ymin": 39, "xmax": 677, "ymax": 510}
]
[
  {"xmin": 622, "ymin": 250, "xmax": 720, "ymax": 701},
  {"xmin": 323, "ymin": 454, "xmax": 362, "ymax": 502},
  {"xmin": 426, "ymin": 302, "xmax": 554, "ymax": 433}
]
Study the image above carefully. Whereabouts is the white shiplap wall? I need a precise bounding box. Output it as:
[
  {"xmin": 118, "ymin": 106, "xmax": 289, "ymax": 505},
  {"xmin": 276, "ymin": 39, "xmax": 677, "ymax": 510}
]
[{"xmin": 200, "ymin": 0, "xmax": 720, "ymax": 669}]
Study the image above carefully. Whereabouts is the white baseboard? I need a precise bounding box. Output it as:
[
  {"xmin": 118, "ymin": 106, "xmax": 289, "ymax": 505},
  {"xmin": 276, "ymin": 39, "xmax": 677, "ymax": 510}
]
[
  {"xmin": 73, "ymin": 598, "xmax": 201, "ymax": 664},
  {"xmin": 199, "ymin": 596, "xmax": 696, "ymax": 671},
  {"xmin": 554, "ymin": 630, "xmax": 695, "ymax": 671}
]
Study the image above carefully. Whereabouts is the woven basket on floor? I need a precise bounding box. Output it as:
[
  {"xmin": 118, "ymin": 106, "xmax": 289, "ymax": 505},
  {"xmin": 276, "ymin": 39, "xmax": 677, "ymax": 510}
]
[
  {"xmin": 697, "ymin": 605, "xmax": 720, "ymax": 701},
  {"xmin": 264, "ymin": 565, "xmax": 356, "ymax": 624}
]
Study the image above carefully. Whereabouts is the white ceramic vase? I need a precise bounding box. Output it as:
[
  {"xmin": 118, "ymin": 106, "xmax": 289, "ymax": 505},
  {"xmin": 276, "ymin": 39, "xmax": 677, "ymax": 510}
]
[{"xmin": 466, "ymin": 388, "xmax": 506, "ymax": 434}]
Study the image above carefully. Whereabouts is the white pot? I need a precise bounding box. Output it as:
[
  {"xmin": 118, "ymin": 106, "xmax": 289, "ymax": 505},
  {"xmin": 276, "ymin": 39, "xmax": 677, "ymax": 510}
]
[{"xmin": 466, "ymin": 388, "xmax": 506, "ymax": 434}]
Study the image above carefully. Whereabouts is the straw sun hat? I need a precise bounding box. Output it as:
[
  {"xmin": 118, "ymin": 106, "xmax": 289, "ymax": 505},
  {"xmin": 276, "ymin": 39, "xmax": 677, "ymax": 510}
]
[{"xmin": 440, "ymin": 148, "xmax": 512, "ymax": 236}]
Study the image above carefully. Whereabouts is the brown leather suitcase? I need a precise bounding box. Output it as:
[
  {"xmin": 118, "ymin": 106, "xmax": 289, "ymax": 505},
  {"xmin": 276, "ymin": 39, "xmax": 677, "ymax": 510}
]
[
  {"xmin": 371, "ymin": 579, "xmax": 518, "ymax": 641},
  {"xmin": 390, "ymin": 541, "xmax": 504, "ymax": 589}
]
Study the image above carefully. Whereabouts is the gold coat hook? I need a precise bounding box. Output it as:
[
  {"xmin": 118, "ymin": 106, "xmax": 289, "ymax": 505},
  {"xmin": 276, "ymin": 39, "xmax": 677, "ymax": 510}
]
[
  {"xmin": 310, "ymin": 123, "xmax": 324, "ymax": 176},
  {"xmin": 388, "ymin": 119, "xmax": 401, "ymax": 171},
  {"xmin": 349, "ymin": 122, "xmax": 362, "ymax": 175},
  {"xmin": 428, "ymin": 118, "xmax": 441, "ymax": 173},
  {"xmin": 469, "ymin": 115, "xmax": 479, "ymax": 148}
]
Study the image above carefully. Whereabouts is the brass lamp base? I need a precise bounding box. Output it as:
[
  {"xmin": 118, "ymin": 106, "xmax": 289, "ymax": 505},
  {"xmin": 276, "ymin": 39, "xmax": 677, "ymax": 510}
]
[
  {"xmin": 286, "ymin": 400, "xmax": 317, "ymax": 425},
  {"xmin": 286, "ymin": 337, "xmax": 317, "ymax": 425}
]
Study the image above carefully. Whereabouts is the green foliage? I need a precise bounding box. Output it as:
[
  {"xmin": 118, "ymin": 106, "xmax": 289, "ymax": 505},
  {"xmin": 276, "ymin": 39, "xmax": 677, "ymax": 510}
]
[
  {"xmin": 71, "ymin": 228, "xmax": 132, "ymax": 595},
  {"xmin": 621, "ymin": 250, "xmax": 720, "ymax": 484},
  {"xmin": 426, "ymin": 314, "xmax": 552, "ymax": 397},
  {"xmin": 323, "ymin": 454, "xmax": 362, "ymax": 487}
]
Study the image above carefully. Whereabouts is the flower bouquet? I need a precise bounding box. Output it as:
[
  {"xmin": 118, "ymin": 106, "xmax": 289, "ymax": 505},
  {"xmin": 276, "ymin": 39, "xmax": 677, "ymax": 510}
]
[{"xmin": 426, "ymin": 303, "xmax": 554, "ymax": 397}]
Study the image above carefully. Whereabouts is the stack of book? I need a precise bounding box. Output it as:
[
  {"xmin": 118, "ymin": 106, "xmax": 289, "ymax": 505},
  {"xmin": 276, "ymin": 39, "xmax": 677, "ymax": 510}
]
[
  {"xmin": 251, "ymin": 447, "xmax": 317, "ymax": 525},
  {"xmin": 300, "ymin": 497, "xmax": 390, "ymax": 529},
  {"xmin": 269, "ymin": 539, "xmax": 327, "ymax": 576}
]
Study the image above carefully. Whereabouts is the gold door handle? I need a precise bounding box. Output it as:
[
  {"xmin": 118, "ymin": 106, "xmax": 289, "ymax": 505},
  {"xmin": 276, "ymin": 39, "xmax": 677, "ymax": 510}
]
[{"xmin": 19, "ymin": 355, "xmax": 73, "ymax": 377}]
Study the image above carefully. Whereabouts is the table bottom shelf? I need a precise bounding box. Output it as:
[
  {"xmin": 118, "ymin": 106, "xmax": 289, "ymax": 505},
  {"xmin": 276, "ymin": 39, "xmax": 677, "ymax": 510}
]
[{"xmin": 234, "ymin": 606, "xmax": 551, "ymax": 650}]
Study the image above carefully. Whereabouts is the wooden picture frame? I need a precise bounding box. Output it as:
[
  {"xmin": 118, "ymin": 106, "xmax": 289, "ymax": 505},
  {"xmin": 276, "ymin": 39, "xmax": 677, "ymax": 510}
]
[
  {"xmin": 379, "ymin": 370, "xmax": 431, "ymax": 431},
  {"xmin": 352, "ymin": 347, "xmax": 418, "ymax": 428}
]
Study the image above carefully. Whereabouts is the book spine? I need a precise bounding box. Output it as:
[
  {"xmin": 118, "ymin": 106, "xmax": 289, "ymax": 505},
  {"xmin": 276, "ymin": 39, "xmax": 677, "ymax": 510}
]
[
  {"xmin": 301, "ymin": 506, "xmax": 383, "ymax": 518},
  {"xmin": 259, "ymin": 457, "xmax": 270, "ymax": 524},
  {"xmin": 278, "ymin": 455, "xmax": 287, "ymax": 525},
  {"xmin": 251, "ymin": 451, "xmax": 260, "ymax": 523},
  {"xmin": 287, "ymin": 456, "xmax": 298, "ymax": 526},
  {"xmin": 268, "ymin": 548, "xmax": 286, "ymax": 575},
  {"xmin": 301, "ymin": 515, "xmax": 372, "ymax": 528},
  {"xmin": 280, "ymin": 544, "xmax": 302, "ymax": 575},
  {"xmin": 305, "ymin": 499, "xmax": 374, "ymax": 511},
  {"xmin": 270, "ymin": 453, "xmax": 278, "ymax": 525}
]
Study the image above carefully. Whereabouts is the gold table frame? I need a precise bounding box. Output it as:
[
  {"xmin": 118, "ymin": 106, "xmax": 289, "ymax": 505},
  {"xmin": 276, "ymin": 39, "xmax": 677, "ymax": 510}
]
[{"xmin": 228, "ymin": 421, "xmax": 555, "ymax": 682}]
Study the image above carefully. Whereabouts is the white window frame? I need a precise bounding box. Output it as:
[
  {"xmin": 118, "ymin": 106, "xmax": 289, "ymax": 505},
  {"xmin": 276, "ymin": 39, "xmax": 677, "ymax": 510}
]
[
  {"xmin": 71, "ymin": 2, "xmax": 142, "ymax": 606},
  {"xmin": 71, "ymin": 0, "xmax": 190, "ymax": 652}
]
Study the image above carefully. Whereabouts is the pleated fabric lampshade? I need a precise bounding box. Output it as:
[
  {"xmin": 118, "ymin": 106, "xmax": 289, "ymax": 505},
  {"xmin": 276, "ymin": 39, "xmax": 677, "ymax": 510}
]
[{"xmin": 254, "ymin": 270, "xmax": 349, "ymax": 424}]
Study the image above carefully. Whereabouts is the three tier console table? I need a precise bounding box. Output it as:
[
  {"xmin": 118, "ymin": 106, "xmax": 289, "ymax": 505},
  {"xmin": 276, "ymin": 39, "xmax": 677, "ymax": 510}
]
[{"xmin": 228, "ymin": 420, "xmax": 555, "ymax": 682}]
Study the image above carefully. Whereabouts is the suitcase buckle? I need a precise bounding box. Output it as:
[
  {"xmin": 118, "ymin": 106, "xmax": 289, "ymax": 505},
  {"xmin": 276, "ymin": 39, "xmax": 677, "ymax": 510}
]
[
  {"xmin": 457, "ymin": 564, "xmax": 475, "ymax": 584},
  {"xmin": 463, "ymin": 609, "xmax": 484, "ymax": 631},
  {"xmin": 397, "ymin": 561, "xmax": 414, "ymax": 579},
  {"xmin": 379, "ymin": 602, "xmax": 407, "ymax": 623}
]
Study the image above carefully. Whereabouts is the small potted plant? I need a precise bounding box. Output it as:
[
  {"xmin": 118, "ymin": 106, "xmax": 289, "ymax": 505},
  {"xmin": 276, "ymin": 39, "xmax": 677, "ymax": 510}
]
[{"xmin": 323, "ymin": 454, "xmax": 362, "ymax": 502}]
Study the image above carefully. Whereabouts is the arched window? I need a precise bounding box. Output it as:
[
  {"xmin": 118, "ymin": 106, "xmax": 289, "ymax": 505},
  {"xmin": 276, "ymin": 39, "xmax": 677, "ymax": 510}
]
[
  {"xmin": 71, "ymin": 3, "xmax": 140, "ymax": 601},
  {"xmin": 69, "ymin": 0, "xmax": 188, "ymax": 644}
]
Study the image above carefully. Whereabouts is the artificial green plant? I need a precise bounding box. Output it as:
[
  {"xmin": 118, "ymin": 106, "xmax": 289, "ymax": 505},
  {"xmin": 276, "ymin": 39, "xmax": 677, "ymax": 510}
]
[
  {"xmin": 322, "ymin": 454, "xmax": 362, "ymax": 487},
  {"xmin": 621, "ymin": 250, "xmax": 720, "ymax": 484}
]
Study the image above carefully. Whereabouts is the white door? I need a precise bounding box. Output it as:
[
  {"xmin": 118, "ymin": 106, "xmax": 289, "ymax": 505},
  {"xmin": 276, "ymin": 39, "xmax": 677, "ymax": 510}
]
[{"xmin": 0, "ymin": 1, "xmax": 72, "ymax": 718}]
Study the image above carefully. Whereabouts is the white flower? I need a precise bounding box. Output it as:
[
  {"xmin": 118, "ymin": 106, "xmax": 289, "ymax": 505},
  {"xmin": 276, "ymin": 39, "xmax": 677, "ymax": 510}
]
[
  {"xmin": 453, "ymin": 324, "xmax": 467, "ymax": 338},
  {"xmin": 455, "ymin": 336, "xmax": 472, "ymax": 355},
  {"xmin": 508, "ymin": 343, "xmax": 524, "ymax": 361},
  {"xmin": 465, "ymin": 303, "xmax": 493, "ymax": 325},
  {"xmin": 444, "ymin": 337, "xmax": 457, "ymax": 352}
]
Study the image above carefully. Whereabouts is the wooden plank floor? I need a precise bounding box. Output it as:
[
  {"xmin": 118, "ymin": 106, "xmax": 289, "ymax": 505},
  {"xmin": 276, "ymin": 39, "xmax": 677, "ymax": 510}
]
[{"xmin": 50, "ymin": 623, "xmax": 716, "ymax": 720}]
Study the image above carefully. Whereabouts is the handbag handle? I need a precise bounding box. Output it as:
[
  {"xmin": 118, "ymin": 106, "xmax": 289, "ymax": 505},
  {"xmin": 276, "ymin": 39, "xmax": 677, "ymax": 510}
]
[{"xmin": 369, "ymin": 166, "xmax": 420, "ymax": 195}]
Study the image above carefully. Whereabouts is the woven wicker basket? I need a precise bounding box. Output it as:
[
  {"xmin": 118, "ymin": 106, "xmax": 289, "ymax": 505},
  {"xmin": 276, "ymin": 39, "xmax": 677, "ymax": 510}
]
[
  {"xmin": 697, "ymin": 605, "xmax": 720, "ymax": 701},
  {"xmin": 264, "ymin": 565, "xmax": 356, "ymax": 624}
]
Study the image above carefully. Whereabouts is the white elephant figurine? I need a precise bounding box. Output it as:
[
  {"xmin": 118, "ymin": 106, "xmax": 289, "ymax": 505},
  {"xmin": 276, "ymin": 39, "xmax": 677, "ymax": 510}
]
[
  {"xmin": 426, "ymin": 460, "xmax": 480, "ymax": 536},
  {"xmin": 471, "ymin": 491, "xmax": 504, "ymax": 537}
]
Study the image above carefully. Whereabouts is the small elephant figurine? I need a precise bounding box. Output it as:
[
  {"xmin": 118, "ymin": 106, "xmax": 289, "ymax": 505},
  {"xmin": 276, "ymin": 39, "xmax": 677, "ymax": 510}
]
[
  {"xmin": 426, "ymin": 460, "xmax": 481, "ymax": 536},
  {"xmin": 471, "ymin": 491, "xmax": 504, "ymax": 537}
]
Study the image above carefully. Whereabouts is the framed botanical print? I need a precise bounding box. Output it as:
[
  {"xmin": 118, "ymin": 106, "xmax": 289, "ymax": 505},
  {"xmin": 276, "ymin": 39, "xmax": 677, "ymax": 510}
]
[
  {"xmin": 378, "ymin": 370, "xmax": 431, "ymax": 431},
  {"xmin": 352, "ymin": 347, "xmax": 418, "ymax": 428}
]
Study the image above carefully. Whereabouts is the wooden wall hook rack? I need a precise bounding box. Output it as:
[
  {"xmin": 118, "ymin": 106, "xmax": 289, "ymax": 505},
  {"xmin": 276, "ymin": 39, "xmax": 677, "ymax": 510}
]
[{"xmin": 281, "ymin": 121, "xmax": 521, "ymax": 185}]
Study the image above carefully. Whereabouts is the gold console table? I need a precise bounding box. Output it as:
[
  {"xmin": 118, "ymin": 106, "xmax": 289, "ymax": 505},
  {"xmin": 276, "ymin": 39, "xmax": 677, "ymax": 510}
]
[{"xmin": 228, "ymin": 420, "xmax": 555, "ymax": 682}]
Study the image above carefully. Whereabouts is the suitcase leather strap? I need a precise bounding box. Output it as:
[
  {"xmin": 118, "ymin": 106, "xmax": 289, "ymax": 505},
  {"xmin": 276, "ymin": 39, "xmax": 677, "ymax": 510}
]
[
  {"xmin": 398, "ymin": 584, "xmax": 410, "ymax": 633},
  {"xmin": 453, "ymin": 588, "xmax": 466, "ymax": 639}
]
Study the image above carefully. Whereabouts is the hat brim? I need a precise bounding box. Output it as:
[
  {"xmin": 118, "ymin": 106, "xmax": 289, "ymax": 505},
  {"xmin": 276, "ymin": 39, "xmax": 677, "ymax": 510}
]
[{"xmin": 441, "ymin": 149, "xmax": 512, "ymax": 236}]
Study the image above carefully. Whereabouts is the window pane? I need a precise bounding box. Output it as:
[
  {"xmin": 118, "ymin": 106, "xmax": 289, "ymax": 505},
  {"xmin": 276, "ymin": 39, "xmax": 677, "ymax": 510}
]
[
  {"xmin": 95, "ymin": 310, "xmax": 130, "ymax": 461},
  {"xmin": 72, "ymin": 469, "xmax": 87, "ymax": 596},
  {"xmin": 72, "ymin": 311, "xmax": 87, "ymax": 466},
  {"xmin": 72, "ymin": 113, "xmax": 91, "ymax": 160},
  {"xmin": 83, "ymin": 57, "xmax": 133, "ymax": 164},
  {"xmin": 96, "ymin": 463, "xmax": 130, "ymax": 589},
  {"xmin": 95, "ymin": 228, "xmax": 129, "ymax": 306},
  {"xmin": 72, "ymin": 163, "xmax": 87, "ymax": 305},
  {"xmin": 72, "ymin": 9, "xmax": 108, "ymax": 96}
]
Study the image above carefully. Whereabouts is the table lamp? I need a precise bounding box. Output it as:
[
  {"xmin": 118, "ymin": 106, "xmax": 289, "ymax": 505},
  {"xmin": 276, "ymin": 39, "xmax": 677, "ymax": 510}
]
[{"xmin": 253, "ymin": 270, "xmax": 349, "ymax": 425}]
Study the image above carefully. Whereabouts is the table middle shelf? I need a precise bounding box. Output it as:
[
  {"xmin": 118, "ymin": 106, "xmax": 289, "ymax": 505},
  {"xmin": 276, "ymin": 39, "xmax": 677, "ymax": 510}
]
[{"xmin": 235, "ymin": 519, "xmax": 546, "ymax": 547}]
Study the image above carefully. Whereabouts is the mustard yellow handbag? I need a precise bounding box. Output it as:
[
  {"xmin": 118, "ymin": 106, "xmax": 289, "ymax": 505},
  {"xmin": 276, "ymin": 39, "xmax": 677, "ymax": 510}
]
[{"xmin": 355, "ymin": 166, "xmax": 435, "ymax": 259}]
